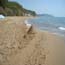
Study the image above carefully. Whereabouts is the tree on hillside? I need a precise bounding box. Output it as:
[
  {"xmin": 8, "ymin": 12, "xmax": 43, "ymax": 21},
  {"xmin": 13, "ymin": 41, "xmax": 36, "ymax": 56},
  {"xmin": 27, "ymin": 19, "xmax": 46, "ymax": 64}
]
[
  {"xmin": 0, "ymin": 0, "xmax": 36, "ymax": 16},
  {"xmin": 0, "ymin": 0, "xmax": 8, "ymax": 8}
]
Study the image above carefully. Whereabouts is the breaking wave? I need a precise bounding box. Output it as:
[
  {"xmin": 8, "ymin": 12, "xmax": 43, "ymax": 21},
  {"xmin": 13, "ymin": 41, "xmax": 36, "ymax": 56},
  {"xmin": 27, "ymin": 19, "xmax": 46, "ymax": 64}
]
[{"xmin": 58, "ymin": 27, "xmax": 65, "ymax": 30}]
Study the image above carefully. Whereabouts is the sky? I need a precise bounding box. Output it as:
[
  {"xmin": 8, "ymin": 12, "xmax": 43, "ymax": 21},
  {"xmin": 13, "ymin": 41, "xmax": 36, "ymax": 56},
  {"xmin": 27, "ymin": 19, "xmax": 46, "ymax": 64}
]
[{"xmin": 10, "ymin": 0, "xmax": 65, "ymax": 17}]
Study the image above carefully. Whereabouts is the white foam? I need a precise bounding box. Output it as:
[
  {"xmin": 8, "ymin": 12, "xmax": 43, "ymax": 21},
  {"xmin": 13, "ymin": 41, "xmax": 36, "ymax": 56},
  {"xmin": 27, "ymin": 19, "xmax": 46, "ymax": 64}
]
[
  {"xmin": 0, "ymin": 15, "xmax": 5, "ymax": 19},
  {"xmin": 58, "ymin": 27, "xmax": 65, "ymax": 30}
]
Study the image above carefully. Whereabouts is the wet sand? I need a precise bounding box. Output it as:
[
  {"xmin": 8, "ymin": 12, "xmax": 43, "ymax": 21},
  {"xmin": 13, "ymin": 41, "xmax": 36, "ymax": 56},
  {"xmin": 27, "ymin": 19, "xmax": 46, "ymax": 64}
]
[
  {"xmin": 41, "ymin": 31, "xmax": 65, "ymax": 65},
  {"xmin": 0, "ymin": 17, "xmax": 65, "ymax": 65}
]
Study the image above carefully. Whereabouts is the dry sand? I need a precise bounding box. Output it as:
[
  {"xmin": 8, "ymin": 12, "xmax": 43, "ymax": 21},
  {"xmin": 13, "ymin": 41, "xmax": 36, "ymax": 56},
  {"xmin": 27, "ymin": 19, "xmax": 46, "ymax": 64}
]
[{"xmin": 0, "ymin": 17, "xmax": 65, "ymax": 65}]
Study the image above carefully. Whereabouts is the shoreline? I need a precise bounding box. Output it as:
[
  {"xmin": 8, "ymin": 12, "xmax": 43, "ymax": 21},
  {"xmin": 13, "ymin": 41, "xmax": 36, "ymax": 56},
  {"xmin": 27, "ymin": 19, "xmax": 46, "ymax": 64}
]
[
  {"xmin": 27, "ymin": 16, "xmax": 65, "ymax": 38},
  {"xmin": 38, "ymin": 29, "xmax": 65, "ymax": 37},
  {"xmin": 32, "ymin": 26, "xmax": 65, "ymax": 38}
]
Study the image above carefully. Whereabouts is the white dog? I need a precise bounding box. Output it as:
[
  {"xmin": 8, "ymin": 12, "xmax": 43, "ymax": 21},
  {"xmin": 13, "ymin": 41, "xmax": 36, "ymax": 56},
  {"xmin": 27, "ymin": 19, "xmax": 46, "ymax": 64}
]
[
  {"xmin": 24, "ymin": 20, "xmax": 32, "ymax": 27},
  {"xmin": 24, "ymin": 20, "xmax": 32, "ymax": 33}
]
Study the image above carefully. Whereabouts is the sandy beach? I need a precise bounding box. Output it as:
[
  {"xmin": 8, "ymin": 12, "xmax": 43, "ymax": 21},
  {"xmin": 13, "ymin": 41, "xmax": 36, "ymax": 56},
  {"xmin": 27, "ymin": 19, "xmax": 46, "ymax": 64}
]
[{"xmin": 0, "ymin": 17, "xmax": 65, "ymax": 65}]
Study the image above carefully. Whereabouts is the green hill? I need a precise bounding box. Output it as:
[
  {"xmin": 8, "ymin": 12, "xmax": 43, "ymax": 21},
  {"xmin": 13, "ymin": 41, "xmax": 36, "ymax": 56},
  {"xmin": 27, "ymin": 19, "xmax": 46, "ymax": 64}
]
[{"xmin": 0, "ymin": 0, "xmax": 36, "ymax": 16}]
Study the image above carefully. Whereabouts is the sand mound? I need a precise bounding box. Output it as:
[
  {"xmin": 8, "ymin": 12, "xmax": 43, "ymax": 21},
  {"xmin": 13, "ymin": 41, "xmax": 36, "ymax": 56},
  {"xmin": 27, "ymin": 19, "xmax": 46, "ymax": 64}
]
[
  {"xmin": 0, "ymin": 17, "xmax": 46, "ymax": 65},
  {"xmin": 0, "ymin": 17, "xmax": 65, "ymax": 65}
]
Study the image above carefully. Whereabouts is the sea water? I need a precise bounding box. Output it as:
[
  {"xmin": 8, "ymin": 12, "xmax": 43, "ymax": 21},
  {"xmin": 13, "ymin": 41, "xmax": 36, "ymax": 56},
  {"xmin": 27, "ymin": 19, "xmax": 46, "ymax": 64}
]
[{"xmin": 28, "ymin": 15, "xmax": 65, "ymax": 37}]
